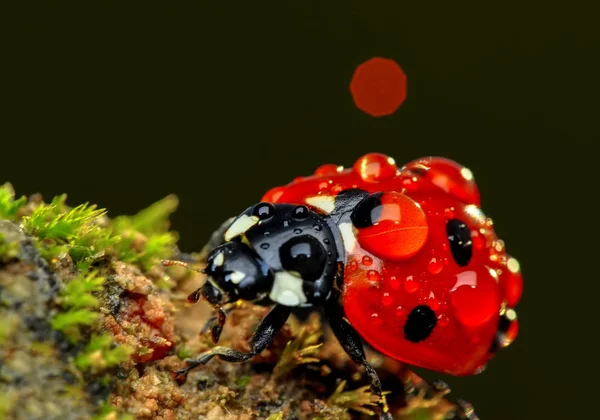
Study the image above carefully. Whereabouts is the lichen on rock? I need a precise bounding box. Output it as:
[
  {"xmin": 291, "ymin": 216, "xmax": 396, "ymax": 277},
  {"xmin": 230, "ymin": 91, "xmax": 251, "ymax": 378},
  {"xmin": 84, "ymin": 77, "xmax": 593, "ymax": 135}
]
[{"xmin": 0, "ymin": 183, "xmax": 477, "ymax": 420}]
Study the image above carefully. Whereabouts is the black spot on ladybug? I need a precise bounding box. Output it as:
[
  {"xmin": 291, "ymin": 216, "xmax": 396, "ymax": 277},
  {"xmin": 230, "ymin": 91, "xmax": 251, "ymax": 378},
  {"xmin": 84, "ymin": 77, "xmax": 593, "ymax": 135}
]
[
  {"xmin": 253, "ymin": 202, "xmax": 275, "ymax": 220},
  {"xmin": 350, "ymin": 192, "xmax": 384, "ymax": 228},
  {"xmin": 446, "ymin": 219, "xmax": 473, "ymax": 267},
  {"xmin": 404, "ymin": 305, "xmax": 437, "ymax": 343}
]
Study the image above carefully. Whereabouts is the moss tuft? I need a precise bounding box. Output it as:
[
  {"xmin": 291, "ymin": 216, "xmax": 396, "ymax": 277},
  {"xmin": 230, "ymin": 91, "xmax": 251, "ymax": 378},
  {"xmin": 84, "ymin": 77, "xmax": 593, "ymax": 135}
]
[
  {"xmin": 327, "ymin": 379, "xmax": 382, "ymax": 416},
  {"xmin": 75, "ymin": 333, "xmax": 134, "ymax": 373},
  {"xmin": 50, "ymin": 270, "xmax": 105, "ymax": 340},
  {"xmin": 273, "ymin": 315, "xmax": 323, "ymax": 378},
  {"xmin": 112, "ymin": 195, "xmax": 179, "ymax": 270},
  {"xmin": 22, "ymin": 195, "xmax": 118, "ymax": 264},
  {"xmin": 0, "ymin": 182, "xmax": 26, "ymax": 221}
]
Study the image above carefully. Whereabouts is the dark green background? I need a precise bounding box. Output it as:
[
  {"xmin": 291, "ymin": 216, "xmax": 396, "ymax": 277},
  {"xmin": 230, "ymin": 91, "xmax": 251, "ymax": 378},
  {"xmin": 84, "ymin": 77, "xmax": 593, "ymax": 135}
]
[{"xmin": 3, "ymin": 1, "xmax": 598, "ymax": 419}]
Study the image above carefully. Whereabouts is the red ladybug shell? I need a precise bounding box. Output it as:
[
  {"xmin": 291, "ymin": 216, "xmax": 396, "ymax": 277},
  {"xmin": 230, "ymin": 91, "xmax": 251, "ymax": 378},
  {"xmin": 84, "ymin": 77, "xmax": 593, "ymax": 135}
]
[{"xmin": 262, "ymin": 153, "xmax": 522, "ymax": 376}]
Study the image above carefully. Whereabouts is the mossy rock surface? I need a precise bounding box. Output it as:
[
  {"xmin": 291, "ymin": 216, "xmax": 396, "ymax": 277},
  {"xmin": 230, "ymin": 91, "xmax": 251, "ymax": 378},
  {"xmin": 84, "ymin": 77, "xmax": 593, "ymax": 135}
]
[{"xmin": 0, "ymin": 184, "xmax": 474, "ymax": 420}]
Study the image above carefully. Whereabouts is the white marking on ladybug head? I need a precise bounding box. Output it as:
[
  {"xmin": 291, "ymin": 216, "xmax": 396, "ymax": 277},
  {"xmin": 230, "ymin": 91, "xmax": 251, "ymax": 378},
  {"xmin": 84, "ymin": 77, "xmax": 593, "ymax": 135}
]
[
  {"xmin": 213, "ymin": 251, "xmax": 225, "ymax": 267},
  {"xmin": 306, "ymin": 195, "xmax": 335, "ymax": 214},
  {"xmin": 228, "ymin": 270, "xmax": 246, "ymax": 284},
  {"xmin": 269, "ymin": 271, "xmax": 307, "ymax": 306},
  {"xmin": 338, "ymin": 222, "xmax": 357, "ymax": 254},
  {"xmin": 224, "ymin": 214, "xmax": 260, "ymax": 241}
]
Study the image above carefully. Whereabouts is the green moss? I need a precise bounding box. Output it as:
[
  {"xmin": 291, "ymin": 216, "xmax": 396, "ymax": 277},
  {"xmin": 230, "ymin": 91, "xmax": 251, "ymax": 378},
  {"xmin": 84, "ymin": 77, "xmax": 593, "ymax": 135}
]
[
  {"xmin": 93, "ymin": 402, "xmax": 135, "ymax": 420},
  {"xmin": 0, "ymin": 390, "xmax": 17, "ymax": 420},
  {"xmin": 265, "ymin": 413, "xmax": 283, "ymax": 420},
  {"xmin": 273, "ymin": 321, "xmax": 322, "ymax": 378},
  {"xmin": 22, "ymin": 195, "xmax": 118, "ymax": 264},
  {"xmin": 327, "ymin": 380, "xmax": 381, "ymax": 416},
  {"xmin": 50, "ymin": 270, "xmax": 105, "ymax": 340},
  {"xmin": 75, "ymin": 333, "xmax": 134, "ymax": 373},
  {"xmin": 112, "ymin": 195, "xmax": 179, "ymax": 271},
  {"xmin": 236, "ymin": 375, "xmax": 251, "ymax": 389},
  {"xmin": 0, "ymin": 233, "xmax": 19, "ymax": 262},
  {"xmin": 0, "ymin": 182, "xmax": 26, "ymax": 221}
]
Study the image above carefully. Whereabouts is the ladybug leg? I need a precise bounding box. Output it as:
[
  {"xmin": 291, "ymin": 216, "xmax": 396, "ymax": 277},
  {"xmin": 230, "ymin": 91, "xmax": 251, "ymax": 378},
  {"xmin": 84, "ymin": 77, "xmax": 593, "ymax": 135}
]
[
  {"xmin": 199, "ymin": 216, "xmax": 236, "ymax": 262},
  {"xmin": 325, "ymin": 300, "xmax": 393, "ymax": 420},
  {"xmin": 175, "ymin": 304, "xmax": 291, "ymax": 383},
  {"xmin": 200, "ymin": 300, "xmax": 243, "ymax": 343}
]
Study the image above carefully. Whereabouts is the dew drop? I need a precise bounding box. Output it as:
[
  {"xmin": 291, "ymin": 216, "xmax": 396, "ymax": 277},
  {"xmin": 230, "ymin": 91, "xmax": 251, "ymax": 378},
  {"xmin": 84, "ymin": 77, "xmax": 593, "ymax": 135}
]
[
  {"xmin": 313, "ymin": 224, "xmax": 322, "ymax": 232},
  {"xmin": 347, "ymin": 260, "xmax": 358, "ymax": 272},
  {"xmin": 367, "ymin": 270, "xmax": 381, "ymax": 282},
  {"xmin": 444, "ymin": 207, "xmax": 455, "ymax": 218},
  {"xmin": 362, "ymin": 255, "xmax": 373, "ymax": 266},
  {"xmin": 389, "ymin": 275, "xmax": 400, "ymax": 290},
  {"xmin": 263, "ymin": 231, "xmax": 270, "ymax": 237},
  {"xmin": 370, "ymin": 312, "xmax": 383, "ymax": 325},
  {"xmin": 260, "ymin": 243, "xmax": 270, "ymax": 250},
  {"xmin": 395, "ymin": 305, "xmax": 407, "ymax": 317},
  {"xmin": 382, "ymin": 292, "xmax": 393, "ymax": 306},
  {"xmin": 472, "ymin": 231, "xmax": 485, "ymax": 250},
  {"xmin": 323, "ymin": 238, "xmax": 331, "ymax": 245},
  {"xmin": 318, "ymin": 181, "xmax": 330, "ymax": 191},
  {"xmin": 404, "ymin": 276, "xmax": 419, "ymax": 293},
  {"xmin": 428, "ymin": 257, "xmax": 444, "ymax": 274},
  {"xmin": 330, "ymin": 184, "xmax": 344, "ymax": 194},
  {"xmin": 293, "ymin": 228, "xmax": 302, "ymax": 234},
  {"xmin": 438, "ymin": 314, "xmax": 450, "ymax": 327}
]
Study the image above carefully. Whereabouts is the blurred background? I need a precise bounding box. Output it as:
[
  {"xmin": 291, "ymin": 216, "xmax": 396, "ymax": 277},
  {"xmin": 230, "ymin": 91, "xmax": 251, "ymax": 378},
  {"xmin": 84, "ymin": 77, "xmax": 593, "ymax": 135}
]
[{"xmin": 3, "ymin": 1, "xmax": 598, "ymax": 419}]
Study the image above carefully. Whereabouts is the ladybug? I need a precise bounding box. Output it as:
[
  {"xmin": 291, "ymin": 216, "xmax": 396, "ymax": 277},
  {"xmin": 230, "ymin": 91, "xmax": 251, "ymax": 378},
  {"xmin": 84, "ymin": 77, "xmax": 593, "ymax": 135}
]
[{"xmin": 166, "ymin": 153, "xmax": 523, "ymax": 420}]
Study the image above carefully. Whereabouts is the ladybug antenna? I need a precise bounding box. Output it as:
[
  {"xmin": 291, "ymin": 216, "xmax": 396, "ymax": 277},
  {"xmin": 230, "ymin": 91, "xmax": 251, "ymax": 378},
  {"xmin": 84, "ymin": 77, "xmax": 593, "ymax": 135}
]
[{"xmin": 161, "ymin": 259, "xmax": 205, "ymax": 274}]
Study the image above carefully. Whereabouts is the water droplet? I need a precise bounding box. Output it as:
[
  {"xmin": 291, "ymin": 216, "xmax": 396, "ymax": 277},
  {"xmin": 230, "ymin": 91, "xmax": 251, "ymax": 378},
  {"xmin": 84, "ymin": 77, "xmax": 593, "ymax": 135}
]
[
  {"xmin": 323, "ymin": 238, "xmax": 331, "ymax": 245},
  {"xmin": 438, "ymin": 314, "xmax": 450, "ymax": 327},
  {"xmin": 382, "ymin": 292, "xmax": 393, "ymax": 306},
  {"xmin": 428, "ymin": 295, "xmax": 440, "ymax": 311},
  {"xmin": 260, "ymin": 243, "xmax": 270, "ymax": 249},
  {"xmin": 389, "ymin": 275, "xmax": 400, "ymax": 290},
  {"xmin": 347, "ymin": 260, "xmax": 358, "ymax": 272},
  {"xmin": 395, "ymin": 305, "xmax": 407, "ymax": 317},
  {"xmin": 353, "ymin": 153, "xmax": 398, "ymax": 182},
  {"xmin": 472, "ymin": 232, "xmax": 484, "ymax": 250},
  {"xmin": 330, "ymin": 184, "xmax": 344, "ymax": 194},
  {"xmin": 318, "ymin": 181, "xmax": 329, "ymax": 191},
  {"xmin": 370, "ymin": 312, "xmax": 383, "ymax": 325},
  {"xmin": 283, "ymin": 220, "xmax": 290, "ymax": 227},
  {"xmin": 428, "ymin": 257, "xmax": 444, "ymax": 274},
  {"xmin": 362, "ymin": 255, "xmax": 373, "ymax": 266},
  {"xmin": 404, "ymin": 276, "xmax": 419, "ymax": 293},
  {"xmin": 313, "ymin": 224, "xmax": 322, "ymax": 231},
  {"xmin": 367, "ymin": 270, "xmax": 380, "ymax": 282},
  {"xmin": 263, "ymin": 231, "xmax": 270, "ymax": 237},
  {"xmin": 314, "ymin": 163, "xmax": 339, "ymax": 176},
  {"xmin": 293, "ymin": 228, "xmax": 302, "ymax": 234},
  {"xmin": 444, "ymin": 207, "xmax": 455, "ymax": 218}
]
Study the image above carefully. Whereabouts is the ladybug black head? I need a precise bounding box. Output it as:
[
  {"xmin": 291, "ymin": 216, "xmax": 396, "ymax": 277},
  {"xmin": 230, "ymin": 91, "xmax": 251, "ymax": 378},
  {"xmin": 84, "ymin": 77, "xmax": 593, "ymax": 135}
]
[{"xmin": 206, "ymin": 202, "xmax": 339, "ymax": 307}]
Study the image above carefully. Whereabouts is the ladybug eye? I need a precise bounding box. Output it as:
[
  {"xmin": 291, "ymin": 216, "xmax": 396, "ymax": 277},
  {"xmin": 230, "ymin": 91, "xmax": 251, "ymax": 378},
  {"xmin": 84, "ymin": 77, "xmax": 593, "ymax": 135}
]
[
  {"xmin": 279, "ymin": 235, "xmax": 326, "ymax": 281},
  {"xmin": 446, "ymin": 219, "xmax": 473, "ymax": 266},
  {"xmin": 292, "ymin": 205, "xmax": 310, "ymax": 219},
  {"xmin": 253, "ymin": 203, "xmax": 275, "ymax": 220}
]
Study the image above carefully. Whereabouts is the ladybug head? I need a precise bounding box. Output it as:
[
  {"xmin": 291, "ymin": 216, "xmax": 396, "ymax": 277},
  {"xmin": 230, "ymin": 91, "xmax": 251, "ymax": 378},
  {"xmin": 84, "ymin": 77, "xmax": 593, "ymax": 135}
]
[{"xmin": 205, "ymin": 202, "xmax": 339, "ymax": 307}]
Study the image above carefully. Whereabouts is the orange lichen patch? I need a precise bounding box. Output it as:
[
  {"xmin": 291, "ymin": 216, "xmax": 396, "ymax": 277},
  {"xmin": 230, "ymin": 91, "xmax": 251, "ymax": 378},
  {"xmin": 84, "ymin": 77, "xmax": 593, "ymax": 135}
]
[
  {"xmin": 350, "ymin": 57, "xmax": 407, "ymax": 117},
  {"xmin": 105, "ymin": 293, "xmax": 177, "ymax": 363},
  {"xmin": 113, "ymin": 262, "xmax": 155, "ymax": 295},
  {"xmin": 112, "ymin": 366, "xmax": 184, "ymax": 419}
]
